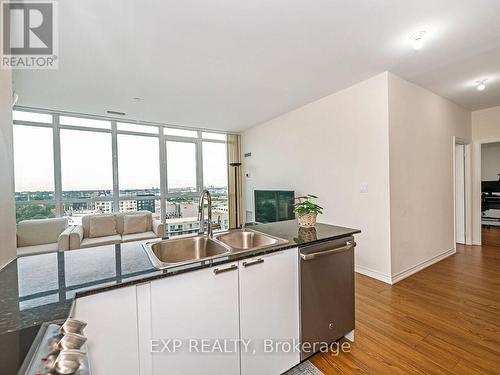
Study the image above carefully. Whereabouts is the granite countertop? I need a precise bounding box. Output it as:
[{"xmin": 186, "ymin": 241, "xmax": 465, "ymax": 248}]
[{"xmin": 0, "ymin": 220, "xmax": 360, "ymax": 372}]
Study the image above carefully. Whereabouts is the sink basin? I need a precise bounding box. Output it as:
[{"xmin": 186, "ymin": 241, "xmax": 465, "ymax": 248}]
[
  {"xmin": 144, "ymin": 236, "xmax": 230, "ymax": 269},
  {"xmin": 215, "ymin": 230, "xmax": 288, "ymax": 251}
]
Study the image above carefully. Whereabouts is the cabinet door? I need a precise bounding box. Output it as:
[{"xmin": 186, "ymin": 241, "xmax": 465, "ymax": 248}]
[
  {"xmin": 150, "ymin": 263, "xmax": 240, "ymax": 375},
  {"xmin": 239, "ymin": 249, "xmax": 300, "ymax": 375},
  {"xmin": 73, "ymin": 286, "xmax": 139, "ymax": 375}
]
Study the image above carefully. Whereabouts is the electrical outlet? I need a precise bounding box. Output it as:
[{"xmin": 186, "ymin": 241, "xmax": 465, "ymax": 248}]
[{"xmin": 360, "ymin": 184, "xmax": 368, "ymax": 193}]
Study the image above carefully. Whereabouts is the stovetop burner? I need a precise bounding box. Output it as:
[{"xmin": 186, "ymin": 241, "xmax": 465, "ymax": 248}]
[{"xmin": 18, "ymin": 319, "xmax": 91, "ymax": 375}]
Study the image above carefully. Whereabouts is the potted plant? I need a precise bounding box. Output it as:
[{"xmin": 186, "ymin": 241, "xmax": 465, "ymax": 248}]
[{"xmin": 293, "ymin": 194, "xmax": 323, "ymax": 228}]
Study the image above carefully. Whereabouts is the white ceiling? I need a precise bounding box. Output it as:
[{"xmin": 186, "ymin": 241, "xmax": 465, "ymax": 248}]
[{"xmin": 13, "ymin": 0, "xmax": 500, "ymax": 131}]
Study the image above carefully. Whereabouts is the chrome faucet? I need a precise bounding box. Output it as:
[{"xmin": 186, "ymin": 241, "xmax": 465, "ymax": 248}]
[{"xmin": 198, "ymin": 189, "xmax": 213, "ymax": 238}]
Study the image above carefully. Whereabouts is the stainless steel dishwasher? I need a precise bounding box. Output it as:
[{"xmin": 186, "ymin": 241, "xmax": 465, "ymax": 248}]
[{"xmin": 299, "ymin": 236, "xmax": 356, "ymax": 361}]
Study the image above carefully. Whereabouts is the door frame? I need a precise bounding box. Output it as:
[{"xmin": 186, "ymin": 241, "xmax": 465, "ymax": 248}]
[
  {"xmin": 453, "ymin": 137, "xmax": 472, "ymax": 246},
  {"xmin": 472, "ymin": 137, "xmax": 500, "ymax": 245}
]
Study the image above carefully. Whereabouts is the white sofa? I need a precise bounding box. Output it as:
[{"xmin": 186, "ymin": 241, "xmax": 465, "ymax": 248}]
[
  {"xmin": 17, "ymin": 217, "xmax": 72, "ymax": 256},
  {"xmin": 69, "ymin": 211, "xmax": 165, "ymax": 249}
]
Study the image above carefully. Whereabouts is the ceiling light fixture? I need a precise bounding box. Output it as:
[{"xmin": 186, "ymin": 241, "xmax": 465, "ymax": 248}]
[
  {"xmin": 410, "ymin": 30, "xmax": 427, "ymax": 51},
  {"xmin": 476, "ymin": 79, "xmax": 487, "ymax": 91}
]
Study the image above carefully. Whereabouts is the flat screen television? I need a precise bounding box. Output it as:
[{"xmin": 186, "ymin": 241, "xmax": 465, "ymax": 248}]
[{"xmin": 254, "ymin": 190, "xmax": 295, "ymax": 223}]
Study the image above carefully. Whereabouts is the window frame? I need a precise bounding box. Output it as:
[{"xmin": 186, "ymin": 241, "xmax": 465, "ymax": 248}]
[
  {"xmin": 116, "ymin": 132, "xmax": 161, "ymax": 198},
  {"xmin": 13, "ymin": 107, "xmax": 230, "ymax": 233},
  {"xmin": 165, "ymin": 138, "xmax": 199, "ymax": 194},
  {"xmin": 59, "ymin": 126, "xmax": 114, "ymax": 202},
  {"xmin": 13, "ymin": 123, "xmax": 56, "ymax": 200}
]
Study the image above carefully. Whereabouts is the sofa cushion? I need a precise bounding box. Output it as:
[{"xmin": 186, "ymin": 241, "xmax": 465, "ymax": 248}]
[
  {"xmin": 121, "ymin": 231, "xmax": 158, "ymax": 243},
  {"xmin": 123, "ymin": 213, "xmax": 149, "ymax": 235},
  {"xmin": 88, "ymin": 214, "xmax": 117, "ymax": 238},
  {"xmin": 17, "ymin": 218, "xmax": 68, "ymax": 247},
  {"xmin": 80, "ymin": 234, "xmax": 122, "ymax": 249},
  {"xmin": 116, "ymin": 211, "xmax": 153, "ymax": 234},
  {"xmin": 17, "ymin": 242, "xmax": 58, "ymax": 257}
]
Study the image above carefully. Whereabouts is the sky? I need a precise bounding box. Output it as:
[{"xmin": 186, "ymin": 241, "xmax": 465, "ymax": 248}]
[
  {"xmin": 13, "ymin": 124, "xmax": 227, "ymax": 192},
  {"xmin": 13, "ymin": 125, "xmax": 54, "ymax": 192}
]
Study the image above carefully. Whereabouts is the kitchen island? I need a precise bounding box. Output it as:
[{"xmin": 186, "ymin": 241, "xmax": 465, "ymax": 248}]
[{"xmin": 0, "ymin": 220, "xmax": 360, "ymax": 374}]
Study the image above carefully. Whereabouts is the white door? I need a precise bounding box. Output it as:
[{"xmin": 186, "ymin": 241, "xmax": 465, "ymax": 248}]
[
  {"xmin": 150, "ymin": 263, "xmax": 240, "ymax": 375},
  {"xmin": 239, "ymin": 249, "xmax": 300, "ymax": 375},
  {"xmin": 455, "ymin": 144, "xmax": 466, "ymax": 244},
  {"xmin": 73, "ymin": 286, "xmax": 140, "ymax": 375}
]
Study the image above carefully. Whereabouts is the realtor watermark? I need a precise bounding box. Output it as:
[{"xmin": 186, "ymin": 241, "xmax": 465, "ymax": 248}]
[
  {"xmin": 1, "ymin": 0, "xmax": 58, "ymax": 69},
  {"xmin": 151, "ymin": 338, "xmax": 351, "ymax": 356}
]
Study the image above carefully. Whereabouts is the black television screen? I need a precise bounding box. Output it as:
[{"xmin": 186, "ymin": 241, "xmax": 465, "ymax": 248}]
[{"xmin": 254, "ymin": 190, "xmax": 295, "ymax": 223}]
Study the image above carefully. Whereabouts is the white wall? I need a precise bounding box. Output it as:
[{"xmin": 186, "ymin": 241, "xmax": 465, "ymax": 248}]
[
  {"xmin": 471, "ymin": 106, "xmax": 500, "ymax": 244},
  {"xmin": 241, "ymin": 73, "xmax": 393, "ymax": 280},
  {"xmin": 472, "ymin": 106, "xmax": 500, "ymax": 140},
  {"xmin": 0, "ymin": 68, "xmax": 17, "ymax": 269},
  {"xmin": 387, "ymin": 73, "xmax": 471, "ymax": 279},
  {"xmin": 481, "ymin": 142, "xmax": 500, "ymax": 181},
  {"xmin": 241, "ymin": 72, "xmax": 473, "ymax": 283}
]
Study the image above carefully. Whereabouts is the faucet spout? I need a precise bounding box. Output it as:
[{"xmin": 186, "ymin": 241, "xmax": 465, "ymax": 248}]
[{"xmin": 198, "ymin": 190, "xmax": 213, "ymax": 238}]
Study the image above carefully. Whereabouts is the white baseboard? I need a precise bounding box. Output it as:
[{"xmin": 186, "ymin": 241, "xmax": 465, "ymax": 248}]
[
  {"xmin": 355, "ymin": 265, "xmax": 392, "ymax": 284},
  {"xmin": 355, "ymin": 248, "xmax": 456, "ymax": 285},
  {"xmin": 390, "ymin": 248, "xmax": 456, "ymax": 284}
]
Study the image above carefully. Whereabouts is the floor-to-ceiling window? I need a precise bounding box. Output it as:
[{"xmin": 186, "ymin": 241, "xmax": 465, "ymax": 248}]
[
  {"xmin": 60, "ymin": 124, "xmax": 114, "ymax": 223},
  {"xmin": 202, "ymin": 138, "xmax": 229, "ymax": 230},
  {"xmin": 12, "ymin": 108, "xmax": 230, "ymax": 236},
  {"xmin": 13, "ymin": 121, "xmax": 56, "ymax": 222},
  {"xmin": 117, "ymin": 127, "xmax": 161, "ymax": 219}
]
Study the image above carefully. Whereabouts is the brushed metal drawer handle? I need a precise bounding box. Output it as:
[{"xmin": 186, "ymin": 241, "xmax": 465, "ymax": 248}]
[
  {"xmin": 242, "ymin": 258, "xmax": 264, "ymax": 268},
  {"xmin": 213, "ymin": 264, "xmax": 238, "ymax": 274},
  {"xmin": 300, "ymin": 241, "xmax": 356, "ymax": 261}
]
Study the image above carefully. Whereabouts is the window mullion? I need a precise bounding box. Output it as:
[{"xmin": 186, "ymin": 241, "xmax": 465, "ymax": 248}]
[
  {"xmin": 196, "ymin": 131, "xmax": 203, "ymax": 192},
  {"xmin": 159, "ymin": 127, "xmax": 167, "ymax": 224},
  {"xmin": 53, "ymin": 114, "xmax": 63, "ymax": 216},
  {"xmin": 111, "ymin": 121, "xmax": 119, "ymax": 212}
]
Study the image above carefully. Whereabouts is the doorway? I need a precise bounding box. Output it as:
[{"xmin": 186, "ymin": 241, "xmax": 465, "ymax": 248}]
[{"xmin": 480, "ymin": 142, "xmax": 500, "ymax": 246}]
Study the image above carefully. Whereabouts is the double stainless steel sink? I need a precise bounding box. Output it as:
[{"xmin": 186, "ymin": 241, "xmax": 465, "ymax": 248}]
[{"xmin": 143, "ymin": 229, "xmax": 288, "ymax": 270}]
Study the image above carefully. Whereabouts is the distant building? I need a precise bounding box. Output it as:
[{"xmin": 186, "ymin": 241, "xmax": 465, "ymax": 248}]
[
  {"xmin": 164, "ymin": 201, "xmax": 229, "ymax": 237},
  {"xmin": 119, "ymin": 200, "xmax": 137, "ymax": 212},
  {"xmin": 137, "ymin": 193, "xmax": 156, "ymax": 213},
  {"xmin": 165, "ymin": 217, "xmax": 201, "ymax": 236},
  {"xmin": 95, "ymin": 201, "xmax": 113, "ymax": 213}
]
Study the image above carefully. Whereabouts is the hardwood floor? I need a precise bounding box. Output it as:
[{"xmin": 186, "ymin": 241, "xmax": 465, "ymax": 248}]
[
  {"xmin": 482, "ymin": 226, "xmax": 500, "ymax": 247},
  {"xmin": 310, "ymin": 244, "xmax": 500, "ymax": 375}
]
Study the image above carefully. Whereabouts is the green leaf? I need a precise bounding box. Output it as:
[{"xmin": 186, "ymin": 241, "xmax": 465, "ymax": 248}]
[{"xmin": 293, "ymin": 194, "xmax": 323, "ymax": 215}]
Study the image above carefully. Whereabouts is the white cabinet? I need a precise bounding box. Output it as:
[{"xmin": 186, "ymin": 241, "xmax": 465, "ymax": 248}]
[
  {"xmin": 150, "ymin": 262, "xmax": 240, "ymax": 375},
  {"xmin": 72, "ymin": 248, "xmax": 300, "ymax": 375},
  {"xmin": 73, "ymin": 285, "xmax": 140, "ymax": 375},
  {"xmin": 239, "ymin": 249, "xmax": 300, "ymax": 375}
]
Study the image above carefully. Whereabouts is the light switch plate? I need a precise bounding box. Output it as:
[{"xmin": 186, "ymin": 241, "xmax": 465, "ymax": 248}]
[{"xmin": 360, "ymin": 184, "xmax": 369, "ymax": 193}]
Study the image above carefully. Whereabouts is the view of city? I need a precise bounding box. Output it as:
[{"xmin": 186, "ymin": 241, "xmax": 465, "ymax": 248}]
[
  {"xmin": 13, "ymin": 110, "xmax": 230, "ymax": 237},
  {"xmin": 15, "ymin": 187, "xmax": 229, "ymax": 236}
]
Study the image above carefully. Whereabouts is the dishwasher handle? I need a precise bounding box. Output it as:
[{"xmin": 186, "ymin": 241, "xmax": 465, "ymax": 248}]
[{"xmin": 300, "ymin": 241, "xmax": 355, "ymax": 261}]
